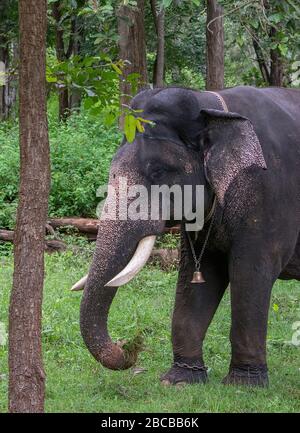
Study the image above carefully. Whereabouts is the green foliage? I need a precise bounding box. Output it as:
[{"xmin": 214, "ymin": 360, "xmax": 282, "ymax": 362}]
[
  {"xmin": 47, "ymin": 51, "xmax": 124, "ymax": 123},
  {"xmin": 0, "ymin": 122, "xmax": 19, "ymax": 229},
  {"xmin": 0, "ymin": 108, "xmax": 122, "ymax": 229},
  {"xmin": 145, "ymin": 1, "xmax": 207, "ymax": 88},
  {"xmin": 123, "ymin": 106, "xmax": 155, "ymax": 143},
  {"xmin": 155, "ymin": 233, "xmax": 180, "ymax": 249},
  {"xmin": 48, "ymin": 112, "xmax": 121, "ymax": 218},
  {"xmin": 0, "ymin": 0, "xmax": 18, "ymax": 45},
  {"xmin": 220, "ymin": 0, "xmax": 300, "ymax": 86}
]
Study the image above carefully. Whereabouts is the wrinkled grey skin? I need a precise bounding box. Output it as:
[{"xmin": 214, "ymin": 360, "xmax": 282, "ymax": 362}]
[{"xmin": 80, "ymin": 86, "xmax": 300, "ymax": 386}]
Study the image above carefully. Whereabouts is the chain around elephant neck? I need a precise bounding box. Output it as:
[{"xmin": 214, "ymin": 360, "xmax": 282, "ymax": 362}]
[
  {"xmin": 185, "ymin": 91, "xmax": 227, "ymax": 281},
  {"xmin": 186, "ymin": 195, "xmax": 217, "ymax": 274}
]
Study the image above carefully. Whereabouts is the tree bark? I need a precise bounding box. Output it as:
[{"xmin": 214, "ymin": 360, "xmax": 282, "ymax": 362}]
[
  {"xmin": 117, "ymin": 0, "xmax": 148, "ymax": 125},
  {"xmin": 9, "ymin": 0, "xmax": 50, "ymax": 413},
  {"xmin": 206, "ymin": 0, "xmax": 224, "ymax": 91},
  {"xmin": 52, "ymin": 1, "xmax": 76, "ymax": 120},
  {"xmin": 0, "ymin": 43, "xmax": 8, "ymax": 119},
  {"xmin": 0, "ymin": 41, "xmax": 17, "ymax": 120},
  {"xmin": 70, "ymin": 17, "xmax": 83, "ymax": 111},
  {"xmin": 150, "ymin": 0, "xmax": 165, "ymax": 87},
  {"xmin": 269, "ymin": 27, "xmax": 284, "ymax": 87},
  {"xmin": 252, "ymin": 37, "xmax": 270, "ymax": 84}
]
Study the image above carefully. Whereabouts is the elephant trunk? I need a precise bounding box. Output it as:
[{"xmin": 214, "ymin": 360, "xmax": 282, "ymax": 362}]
[{"xmin": 80, "ymin": 219, "xmax": 163, "ymax": 370}]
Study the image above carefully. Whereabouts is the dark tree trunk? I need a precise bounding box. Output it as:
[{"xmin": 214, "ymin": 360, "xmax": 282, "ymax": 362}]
[
  {"xmin": 0, "ymin": 41, "xmax": 17, "ymax": 120},
  {"xmin": 70, "ymin": 17, "xmax": 83, "ymax": 111},
  {"xmin": 8, "ymin": 0, "xmax": 50, "ymax": 413},
  {"xmin": 0, "ymin": 42, "xmax": 8, "ymax": 119},
  {"xmin": 52, "ymin": 1, "xmax": 76, "ymax": 120},
  {"xmin": 252, "ymin": 38, "xmax": 270, "ymax": 84},
  {"xmin": 269, "ymin": 27, "xmax": 284, "ymax": 87},
  {"xmin": 58, "ymin": 87, "xmax": 69, "ymax": 120},
  {"xmin": 117, "ymin": 0, "xmax": 148, "ymax": 125},
  {"xmin": 150, "ymin": 0, "xmax": 165, "ymax": 87},
  {"xmin": 206, "ymin": 0, "xmax": 224, "ymax": 91}
]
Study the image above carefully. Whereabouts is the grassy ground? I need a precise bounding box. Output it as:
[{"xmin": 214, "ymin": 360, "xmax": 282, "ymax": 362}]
[{"xmin": 0, "ymin": 244, "xmax": 299, "ymax": 413}]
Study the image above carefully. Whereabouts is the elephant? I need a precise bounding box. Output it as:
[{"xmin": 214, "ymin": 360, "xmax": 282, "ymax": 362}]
[{"xmin": 73, "ymin": 85, "xmax": 300, "ymax": 387}]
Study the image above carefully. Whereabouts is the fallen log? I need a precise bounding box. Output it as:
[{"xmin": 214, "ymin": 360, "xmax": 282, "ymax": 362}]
[
  {"xmin": 149, "ymin": 248, "xmax": 179, "ymax": 270},
  {"xmin": 0, "ymin": 229, "xmax": 67, "ymax": 254},
  {"xmin": 0, "ymin": 229, "xmax": 14, "ymax": 242},
  {"xmin": 48, "ymin": 217, "xmax": 99, "ymax": 234},
  {"xmin": 48, "ymin": 217, "xmax": 180, "ymax": 236}
]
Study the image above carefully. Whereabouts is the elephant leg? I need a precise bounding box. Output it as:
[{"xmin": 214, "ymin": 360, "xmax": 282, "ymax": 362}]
[
  {"xmin": 222, "ymin": 243, "xmax": 280, "ymax": 387},
  {"xmin": 161, "ymin": 244, "xmax": 228, "ymax": 386}
]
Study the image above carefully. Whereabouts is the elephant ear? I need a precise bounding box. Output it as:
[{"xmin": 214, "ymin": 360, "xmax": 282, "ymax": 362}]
[{"xmin": 200, "ymin": 109, "xmax": 267, "ymax": 206}]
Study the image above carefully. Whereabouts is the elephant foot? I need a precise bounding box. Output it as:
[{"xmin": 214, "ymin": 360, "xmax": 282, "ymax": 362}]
[
  {"xmin": 222, "ymin": 364, "xmax": 269, "ymax": 388},
  {"xmin": 160, "ymin": 360, "xmax": 208, "ymax": 386}
]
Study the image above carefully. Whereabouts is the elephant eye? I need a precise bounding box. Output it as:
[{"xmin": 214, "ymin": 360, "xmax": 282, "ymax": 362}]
[{"xmin": 150, "ymin": 167, "xmax": 165, "ymax": 181}]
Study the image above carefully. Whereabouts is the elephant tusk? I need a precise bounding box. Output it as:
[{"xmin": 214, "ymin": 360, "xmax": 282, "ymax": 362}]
[
  {"xmin": 105, "ymin": 235, "xmax": 156, "ymax": 287},
  {"xmin": 70, "ymin": 274, "xmax": 88, "ymax": 291}
]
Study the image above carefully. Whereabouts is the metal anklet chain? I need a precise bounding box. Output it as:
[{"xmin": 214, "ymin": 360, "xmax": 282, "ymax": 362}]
[{"xmin": 174, "ymin": 361, "xmax": 207, "ymax": 372}]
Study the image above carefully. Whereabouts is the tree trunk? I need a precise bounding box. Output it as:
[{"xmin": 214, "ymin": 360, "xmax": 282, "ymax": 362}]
[
  {"xmin": 117, "ymin": 0, "xmax": 148, "ymax": 125},
  {"xmin": 150, "ymin": 0, "xmax": 165, "ymax": 87},
  {"xmin": 70, "ymin": 17, "xmax": 83, "ymax": 111},
  {"xmin": 252, "ymin": 37, "xmax": 270, "ymax": 84},
  {"xmin": 206, "ymin": 0, "xmax": 224, "ymax": 91},
  {"xmin": 52, "ymin": 1, "xmax": 76, "ymax": 120},
  {"xmin": 0, "ymin": 43, "xmax": 8, "ymax": 119},
  {"xmin": 269, "ymin": 27, "xmax": 284, "ymax": 87},
  {"xmin": 0, "ymin": 40, "xmax": 17, "ymax": 120},
  {"xmin": 9, "ymin": 0, "xmax": 50, "ymax": 413}
]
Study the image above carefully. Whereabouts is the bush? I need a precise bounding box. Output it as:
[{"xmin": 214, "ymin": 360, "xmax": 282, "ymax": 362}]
[
  {"xmin": 0, "ymin": 121, "xmax": 20, "ymax": 229},
  {"xmin": 0, "ymin": 110, "xmax": 121, "ymax": 229}
]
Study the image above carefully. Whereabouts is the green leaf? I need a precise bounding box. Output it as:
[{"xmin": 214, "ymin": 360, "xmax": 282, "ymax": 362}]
[
  {"xmin": 46, "ymin": 74, "xmax": 57, "ymax": 83},
  {"xmin": 269, "ymin": 13, "xmax": 283, "ymax": 24},
  {"xmin": 136, "ymin": 119, "xmax": 145, "ymax": 133},
  {"xmin": 124, "ymin": 114, "xmax": 137, "ymax": 143},
  {"xmin": 111, "ymin": 63, "xmax": 122, "ymax": 75},
  {"xmin": 137, "ymin": 117, "xmax": 155, "ymax": 125},
  {"xmin": 278, "ymin": 44, "xmax": 288, "ymax": 56},
  {"xmin": 273, "ymin": 303, "xmax": 279, "ymax": 313},
  {"xmin": 162, "ymin": 0, "xmax": 173, "ymax": 8},
  {"xmin": 249, "ymin": 19, "xmax": 259, "ymax": 29}
]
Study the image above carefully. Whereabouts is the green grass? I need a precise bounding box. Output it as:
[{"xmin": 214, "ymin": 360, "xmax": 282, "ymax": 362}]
[{"xmin": 0, "ymin": 245, "xmax": 299, "ymax": 413}]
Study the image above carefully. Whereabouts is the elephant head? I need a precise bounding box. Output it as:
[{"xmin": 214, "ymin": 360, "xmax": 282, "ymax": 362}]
[{"xmin": 76, "ymin": 88, "xmax": 266, "ymax": 370}]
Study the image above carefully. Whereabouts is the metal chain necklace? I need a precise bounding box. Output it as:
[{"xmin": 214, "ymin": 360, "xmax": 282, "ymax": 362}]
[{"xmin": 186, "ymin": 196, "xmax": 217, "ymax": 284}]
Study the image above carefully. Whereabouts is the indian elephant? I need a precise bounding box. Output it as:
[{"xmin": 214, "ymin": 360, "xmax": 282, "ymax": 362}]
[{"xmin": 73, "ymin": 86, "xmax": 300, "ymax": 387}]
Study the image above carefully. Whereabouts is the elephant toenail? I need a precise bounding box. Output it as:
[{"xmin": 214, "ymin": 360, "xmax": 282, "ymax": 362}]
[{"xmin": 175, "ymin": 381, "xmax": 187, "ymax": 388}]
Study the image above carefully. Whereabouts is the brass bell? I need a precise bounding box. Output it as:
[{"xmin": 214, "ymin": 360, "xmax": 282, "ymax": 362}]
[{"xmin": 191, "ymin": 271, "xmax": 205, "ymax": 284}]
